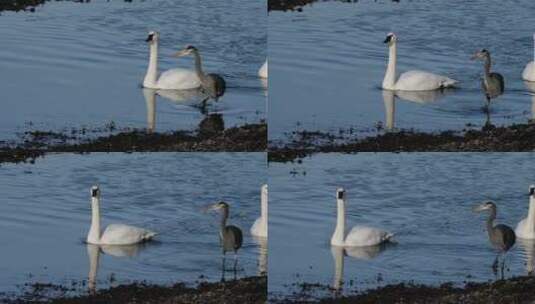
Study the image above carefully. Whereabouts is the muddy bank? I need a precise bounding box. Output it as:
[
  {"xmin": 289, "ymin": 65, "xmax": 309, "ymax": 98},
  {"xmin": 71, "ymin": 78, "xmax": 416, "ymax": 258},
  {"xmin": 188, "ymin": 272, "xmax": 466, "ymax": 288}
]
[
  {"xmin": 0, "ymin": 122, "xmax": 266, "ymax": 165},
  {"xmin": 268, "ymin": 123, "xmax": 535, "ymax": 162},
  {"xmin": 1, "ymin": 276, "xmax": 266, "ymax": 304},
  {"xmin": 0, "ymin": 0, "xmax": 44, "ymax": 12},
  {"xmin": 272, "ymin": 275, "xmax": 535, "ymax": 303}
]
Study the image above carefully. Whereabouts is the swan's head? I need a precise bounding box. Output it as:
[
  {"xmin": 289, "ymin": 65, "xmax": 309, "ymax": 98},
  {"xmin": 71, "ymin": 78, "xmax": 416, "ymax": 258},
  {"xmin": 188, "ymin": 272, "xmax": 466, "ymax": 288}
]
[
  {"xmin": 530, "ymin": 185, "xmax": 535, "ymax": 196},
  {"xmin": 384, "ymin": 32, "xmax": 397, "ymax": 45},
  {"xmin": 145, "ymin": 31, "xmax": 159, "ymax": 44},
  {"xmin": 471, "ymin": 49, "xmax": 490, "ymax": 60},
  {"xmin": 336, "ymin": 188, "xmax": 346, "ymax": 201},
  {"xmin": 472, "ymin": 201, "xmax": 496, "ymax": 213},
  {"xmin": 173, "ymin": 45, "xmax": 197, "ymax": 57},
  {"xmin": 90, "ymin": 186, "xmax": 100, "ymax": 199}
]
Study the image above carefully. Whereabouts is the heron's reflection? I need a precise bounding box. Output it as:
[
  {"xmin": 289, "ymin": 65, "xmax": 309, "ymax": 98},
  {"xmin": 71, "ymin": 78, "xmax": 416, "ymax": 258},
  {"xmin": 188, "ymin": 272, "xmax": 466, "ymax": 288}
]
[
  {"xmin": 253, "ymin": 236, "xmax": 268, "ymax": 276},
  {"xmin": 330, "ymin": 243, "xmax": 391, "ymax": 292},
  {"xmin": 382, "ymin": 89, "xmax": 450, "ymax": 131},
  {"xmin": 86, "ymin": 243, "xmax": 147, "ymax": 294},
  {"xmin": 142, "ymin": 88, "xmax": 226, "ymax": 134}
]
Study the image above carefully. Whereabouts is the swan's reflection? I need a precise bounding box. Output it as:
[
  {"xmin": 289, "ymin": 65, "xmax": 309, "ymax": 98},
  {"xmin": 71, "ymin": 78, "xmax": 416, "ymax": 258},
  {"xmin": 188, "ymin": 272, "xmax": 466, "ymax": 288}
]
[
  {"xmin": 142, "ymin": 88, "xmax": 226, "ymax": 133},
  {"xmin": 524, "ymin": 82, "xmax": 535, "ymax": 121},
  {"xmin": 86, "ymin": 243, "xmax": 147, "ymax": 294},
  {"xmin": 518, "ymin": 238, "xmax": 535, "ymax": 275},
  {"xmin": 260, "ymin": 78, "xmax": 268, "ymax": 97},
  {"xmin": 382, "ymin": 89, "xmax": 450, "ymax": 131},
  {"xmin": 330, "ymin": 244, "xmax": 390, "ymax": 292},
  {"xmin": 253, "ymin": 236, "xmax": 268, "ymax": 276}
]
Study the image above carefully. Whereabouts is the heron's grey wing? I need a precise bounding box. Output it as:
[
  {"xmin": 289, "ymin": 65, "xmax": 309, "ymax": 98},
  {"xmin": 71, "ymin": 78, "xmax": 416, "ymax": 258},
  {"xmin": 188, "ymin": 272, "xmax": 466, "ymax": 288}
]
[
  {"xmin": 226, "ymin": 225, "xmax": 243, "ymax": 251},
  {"xmin": 492, "ymin": 73, "xmax": 505, "ymax": 94},
  {"xmin": 494, "ymin": 224, "xmax": 516, "ymax": 250}
]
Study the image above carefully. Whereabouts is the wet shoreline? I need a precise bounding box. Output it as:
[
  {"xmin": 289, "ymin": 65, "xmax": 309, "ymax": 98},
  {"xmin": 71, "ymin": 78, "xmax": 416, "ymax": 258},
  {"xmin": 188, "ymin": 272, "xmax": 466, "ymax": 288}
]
[
  {"xmin": 268, "ymin": 122, "xmax": 535, "ymax": 162},
  {"xmin": 272, "ymin": 275, "xmax": 535, "ymax": 303},
  {"xmin": 0, "ymin": 276, "xmax": 267, "ymax": 304},
  {"xmin": 0, "ymin": 122, "xmax": 266, "ymax": 165}
]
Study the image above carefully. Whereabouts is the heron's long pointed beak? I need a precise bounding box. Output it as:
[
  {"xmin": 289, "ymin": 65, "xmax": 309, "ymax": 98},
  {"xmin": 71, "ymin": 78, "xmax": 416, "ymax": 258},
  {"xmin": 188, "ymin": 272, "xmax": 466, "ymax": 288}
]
[
  {"xmin": 470, "ymin": 53, "xmax": 480, "ymax": 61},
  {"xmin": 173, "ymin": 50, "xmax": 189, "ymax": 57},
  {"xmin": 472, "ymin": 203, "xmax": 488, "ymax": 213}
]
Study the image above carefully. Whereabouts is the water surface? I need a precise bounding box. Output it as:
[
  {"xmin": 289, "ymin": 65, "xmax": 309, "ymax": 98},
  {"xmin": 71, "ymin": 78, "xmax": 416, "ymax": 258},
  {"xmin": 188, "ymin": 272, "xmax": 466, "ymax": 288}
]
[
  {"xmin": 0, "ymin": 0, "xmax": 266, "ymax": 141},
  {"xmin": 0, "ymin": 152, "xmax": 266, "ymax": 295},
  {"xmin": 269, "ymin": 153, "xmax": 535, "ymax": 298},
  {"xmin": 269, "ymin": 0, "xmax": 535, "ymax": 143}
]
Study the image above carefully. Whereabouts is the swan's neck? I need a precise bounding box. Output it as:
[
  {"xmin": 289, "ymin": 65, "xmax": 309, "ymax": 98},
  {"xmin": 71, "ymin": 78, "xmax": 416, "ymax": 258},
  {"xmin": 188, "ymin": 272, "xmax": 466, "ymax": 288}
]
[
  {"xmin": 144, "ymin": 42, "xmax": 159, "ymax": 87},
  {"xmin": 533, "ymin": 35, "xmax": 535, "ymax": 64},
  {"xmin": 192, "ymin": 50, "xmax": 206, "ymax": 81},
  {"xmin": 383, "ymin": 42, "xmax": 397, "ymax": 90},
  {"xmin": 88, "ymin": 198, "xmax": 101, "ymax": 244},
  {"xmin": 331, "ymin": 199, "xmax": 346, "ymax": 246},
  {"xmin": 261, "ymin": 188, "xmax": 268, "ymax": 231},
  {"xmin": 527, "ymin": 196, "xmax": 535, "ymax": 232}
]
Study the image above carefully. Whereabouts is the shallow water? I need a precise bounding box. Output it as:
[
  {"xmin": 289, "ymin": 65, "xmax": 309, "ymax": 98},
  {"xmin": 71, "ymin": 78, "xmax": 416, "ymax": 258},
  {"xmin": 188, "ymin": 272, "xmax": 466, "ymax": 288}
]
[
  {"xmin": 0, "ymin": 153, "xmax": 266, "ymax": 295},
  {"xmin": 269, "ymin": 0, "xmax": 535, "ymax": 143},
  {"xmin": 269, "ymin": 153, "xmax": 535, "ymax": 297},
  {"xmin": 0, "ymin": 0, "xmax": 266, "ymax": 141}
]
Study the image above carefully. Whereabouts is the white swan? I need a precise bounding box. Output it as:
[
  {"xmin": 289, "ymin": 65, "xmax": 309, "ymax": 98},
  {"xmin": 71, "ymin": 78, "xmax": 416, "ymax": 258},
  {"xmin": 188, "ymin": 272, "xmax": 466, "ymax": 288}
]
[
  {"xmin": 331, "ymin": 188, "xmax": 393, "ymax": 247},
  {"xmin": 143, "ymin": 31, "xmax": 201, "ymax": 90},
  {"xmin": 522, "ymin": 34, "xmax": 535, "ymax": 82},
  {"xmin": 382, "ymin": 33, "xmax": 458, "ymax": 91},
  {"xmin": 250, "ymin": 184, "xmax": 268, "ymax": 238},
  {"xmin": 87, "ymin": 186, "xmax": 157, "ymax": 245},
  {"xmin": 516, "ymin": 185, "xmax": 535, "ymax": 239},
  {"xmin": 258, "ymin": 60, "xmax": 268, "ymax": 79}
]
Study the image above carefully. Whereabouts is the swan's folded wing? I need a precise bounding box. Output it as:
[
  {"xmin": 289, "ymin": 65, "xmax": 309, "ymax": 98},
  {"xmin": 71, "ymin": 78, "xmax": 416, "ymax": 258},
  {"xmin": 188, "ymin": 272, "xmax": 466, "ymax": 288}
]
[
  {"xmin": 396, "ymin": 70, "xmax": 457, "ymax": 91},
  {"xmin": 157, "ymin": 68, "xmax": 201, "ymax": 90},
  {"xmin": 344, "ymin": 225, "xmax": 391, "ymax": 247},
  {"xmin": 100, "ymin": 224, "xmax": 156, "ymax": 245}
]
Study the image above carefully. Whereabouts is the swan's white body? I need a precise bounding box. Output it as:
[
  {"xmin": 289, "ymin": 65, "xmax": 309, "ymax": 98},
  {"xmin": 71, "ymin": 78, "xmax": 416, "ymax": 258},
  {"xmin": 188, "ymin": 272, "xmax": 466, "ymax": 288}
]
[
  {"xmin": 250, "ymin": 184, "xmax": 268, "ymax": 238},
  {"xmin": 258, "ymin": 60, "xmax": 268, "ymax": 79},
  {"xmin": 143, "ymin": 31, "xmax": 201, "ymax": 90},
  {"xmin": 383, "ymin": 33, "xmax": 457, "ymax": 91},
  {"xmin": 516, "ymin": 186, "xmax": 535, "ymax": 239},
  {"xmin": 330, "ymin": 188, "xmax": 393, "ymax": 247},
  {"xmin": 522, "ymin": 34, "xmax": 535, "ymax": 82},
  {"xmin": 87, "ymin": 186, "xmax": 156, "ymax": 245}
]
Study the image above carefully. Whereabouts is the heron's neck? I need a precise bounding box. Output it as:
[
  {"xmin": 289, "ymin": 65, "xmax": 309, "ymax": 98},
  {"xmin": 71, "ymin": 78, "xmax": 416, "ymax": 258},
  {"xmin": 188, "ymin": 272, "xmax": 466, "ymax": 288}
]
[
  {"xmin": 527, "ymin": 196, "xmax": 535, "ymax": 231},
  {"xmin": 484, "ymin": 56, "xmax": 492, "ymax": 77},
  {"xmin": 331, "ymin": 199, "xmax": 346, "ymax": 246},
  {"xmin": 192, "ymin": 50, "xmax": 206, "ymax": 81},
  {"xmin": 88, "ymin": 198, "xmax": 101, "ymax": 244},
  {"xmin": 220, "ymin": 208, "xmax": 229, "ymax": 233},
  {"xmin": 486, "ymin": 208, "xmax": 496, "ymax": 233},
  {"xmin": 144, "ymin": 43, "xmax": 159, "ymax": 87},
  {"xmin": 383, "ymin": 43, "xmax": 397, "ymax": 90},
  {"xmin": 261, "ymin": 188, "xmax": 268, "ymax": 231}
]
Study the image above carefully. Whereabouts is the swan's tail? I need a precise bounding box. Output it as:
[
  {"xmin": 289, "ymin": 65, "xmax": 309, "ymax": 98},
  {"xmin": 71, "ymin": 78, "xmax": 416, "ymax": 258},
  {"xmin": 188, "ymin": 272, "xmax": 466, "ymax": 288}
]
[
  {"xmin": 384, "ymin": 232, "xmax": 395, "ymax": 242},
  {"xmin": 441, "ymin": 77, "xmax": 458, "ymax": 88},
  {"xmin": 144, "ymin": 230, "xmax": 157, "ymax": 241}
]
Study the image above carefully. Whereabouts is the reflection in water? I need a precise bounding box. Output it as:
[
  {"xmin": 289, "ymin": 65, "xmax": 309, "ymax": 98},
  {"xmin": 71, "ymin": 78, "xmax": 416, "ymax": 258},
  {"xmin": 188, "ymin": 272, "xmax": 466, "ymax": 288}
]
[
  {"xmin": 382, "ymin": 89, "xmax": 450, "ymax": 131},
  {"xmin": 330, "ymin": 244, "xmax": 389, "ymax": 292},
  {"xmin": 86, "ymin": 243, "xmax": 147, "ymax": 294},
  {"xmin": 260, "ymin": 78, "xmax": 268, "ymax": 97},
  {"xmin": 142, "ymin": 88, "xmax": 226, "ymax": 133},
  {"xmin": 518, "ymin": 238, "xmax": 535, "ymax": 275},
  {"xmin": 524, "ymin": 82, "xmax": 535, "ymax": 121},
  {"xmin": 253, "ymin": 236, "xmax": 268, "ymax": 276}
]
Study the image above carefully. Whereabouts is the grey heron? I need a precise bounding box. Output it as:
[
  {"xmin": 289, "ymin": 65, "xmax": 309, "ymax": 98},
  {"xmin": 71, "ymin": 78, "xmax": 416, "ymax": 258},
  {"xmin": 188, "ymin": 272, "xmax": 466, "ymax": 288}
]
[
  {"xmin": 208, "ymin": 201, "xmax": 243, "ymax": 276},
  {"xmin": 173, "ymin": 45, "xmax": 226, "ymax": 104},
  {"xmin": 471, "ymin": 49, "xmax": 505, "ymax": 112},
  {"xmin": 473, "ymin": 201, "xmax": 516, "ymax": 278}
]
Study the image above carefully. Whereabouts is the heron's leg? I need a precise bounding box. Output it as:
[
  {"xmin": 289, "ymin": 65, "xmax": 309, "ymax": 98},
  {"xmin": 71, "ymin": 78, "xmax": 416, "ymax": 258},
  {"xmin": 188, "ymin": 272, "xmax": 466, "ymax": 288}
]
[
  {"xmin": 220, "ymin": 255, "xmax": 226, "ymax": 282},
  {"xmin": 492, "ymin": 254, "xmax": 499, "ymax": 276}
]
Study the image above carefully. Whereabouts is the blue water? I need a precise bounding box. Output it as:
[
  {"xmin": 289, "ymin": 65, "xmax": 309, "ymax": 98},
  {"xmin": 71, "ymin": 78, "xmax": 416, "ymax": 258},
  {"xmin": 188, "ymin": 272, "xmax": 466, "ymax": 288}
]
[
  {"xmin": 0, "ymin": 153, "xmax": 266, "ymax": 295},
  {"xmin": 0, "ymin": 0, "xmax": 266, "ymax": 141},
  {"xmin": 269, "ymin": 153, "xmax": 535, "ymax": 298},
  {"xmin": 269, "ymin": 0, "xmax": 535, "ymax": 144}
]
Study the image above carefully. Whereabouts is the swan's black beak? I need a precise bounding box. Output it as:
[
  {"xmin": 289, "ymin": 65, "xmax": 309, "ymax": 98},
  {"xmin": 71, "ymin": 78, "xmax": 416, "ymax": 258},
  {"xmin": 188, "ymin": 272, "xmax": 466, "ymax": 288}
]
[
  {"xmin": 530, "ymin": 187, "xmax": 535, "ymax": 196},
  {"xmin": 384, "ymin": 36, "xmax": 392, "ymax": 43},
  {"xmin": 145, "ymin": 34, "xmax": 154, "ymax": 42},
  {"xmin": 91, "ymin": 188, "xmax": 99, "ymax": 197}
]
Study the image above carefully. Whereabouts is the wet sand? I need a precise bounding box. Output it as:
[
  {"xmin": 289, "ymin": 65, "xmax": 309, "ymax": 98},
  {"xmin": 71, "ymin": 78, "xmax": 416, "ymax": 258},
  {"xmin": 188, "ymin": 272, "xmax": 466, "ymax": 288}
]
[
  {"xmin": 0, "ymin": 276, "xmax": 266, "ymax": 304},
  {"xmin": 272, "ymin": 275, "xmax": 535, "ymax": 303},
  {"xmin": 268, "ymin": 123, "xmax": 535, "ymax": 162},
  {"xmin": 0, "ymin": 122, "xmax": 266, "ymax": 165}
]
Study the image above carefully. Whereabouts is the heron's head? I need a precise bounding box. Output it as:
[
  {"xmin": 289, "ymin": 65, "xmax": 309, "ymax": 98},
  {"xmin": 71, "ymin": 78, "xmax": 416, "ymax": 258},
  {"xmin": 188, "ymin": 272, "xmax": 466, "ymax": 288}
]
[
  {"xmin": 173, "ymin": 45, "xmax": 197, "ymax": 57},
  {"xmin": 471, "ymin": 49, "xmax": 490, "ymax": 61},
  {"xmin": 145, "ymin": 31, "xmax": 159, "ymax": 44},
  {"xmin": 336, "ymin": 188, "xmax": 346, "ymax": 201},
  {"xmin": 90, "ymin": 185, "xmax": 100, "ymax": 199},
  {"xmin": 384, "ymin": 32, "xmax": 397, "ymax": 46},
  {"xmin": 473, "ymin": 201, "xmax": 496, "ymax": 213},
  {"xmin": 209, "ymin": 201, "xmax": 229, "ymax": 211}
]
